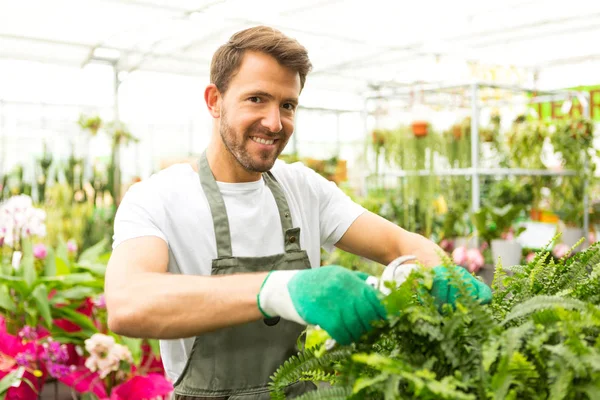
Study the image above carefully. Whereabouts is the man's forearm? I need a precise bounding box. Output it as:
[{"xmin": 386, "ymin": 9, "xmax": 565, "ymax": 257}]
[
  {"xmin": 106, "ymin": 271, "xmax": 269, "ymax": 339},
  {"xmin": 400, "ymin": 232, "xmax": 444, "ymax": 268}
]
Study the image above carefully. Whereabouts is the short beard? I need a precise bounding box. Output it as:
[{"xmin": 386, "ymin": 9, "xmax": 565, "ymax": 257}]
[{"xmin": 219, "ymin": 109, "xmax": 284, "ymax": 173}]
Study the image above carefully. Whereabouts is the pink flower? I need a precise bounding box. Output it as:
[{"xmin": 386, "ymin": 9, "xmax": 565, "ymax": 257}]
[
  {"xmin": 33, "ymin": 243, "xmax": 48, "ymax": 259},
  {"xmin": 501, "ymin": 229, "xmax": 515, "ymax": 241},
  {"xmin": 552, "ymin": 243, "xmax": 570, "ymax": 259},
  {"xmin": 466, "ymin": 248, "xmax": 484, "ymax": 273},
  {"xmin": 93, "ymin": 294, "xmax": 106, "ymax": 309},
  {"xmin": 439, "ymin": 239, "xmax": 454, "ymax": 252},
  {"xmin": 589, "ymin": 231, "xmax": 596, "ymax": 244},
  {"xmin": 525, "ymin": 252, "xmax": 536, "ymax": 263},
  {"xmin": 452, "ymin": 246, "xmax": 468, "ymax": 265},
  {"xmin": 480, "ymin": 241, "xmax": 489, "ymax": 251},
  {"xmin": 18, "ymin": 325, "xmax": 38, "ymax": 341},
  {"xmin": 67, "ymin": 240, "xmax": 78, "ymax": 253},
  {"xmin": 109, "ymin": 374, "xmax": 173, "ymax": 400}
]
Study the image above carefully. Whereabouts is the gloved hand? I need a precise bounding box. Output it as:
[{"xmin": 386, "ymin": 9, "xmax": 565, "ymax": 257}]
[
  {"xmin": 257, "ymin": 266, "xmax": 387, "ymax": 345},
  {"xmin": 388, "ymin": 263, "xmax": 492, "ymax": 308},
  {"xmin": 429, "ymin": 265, "xmax": 492, "ymax": 309}
]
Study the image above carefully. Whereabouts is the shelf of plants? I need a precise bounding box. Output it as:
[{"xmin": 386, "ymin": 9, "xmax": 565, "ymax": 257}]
[{"xmin": 359, "ymin": 82, "xmax": 596, "ymax": 274}]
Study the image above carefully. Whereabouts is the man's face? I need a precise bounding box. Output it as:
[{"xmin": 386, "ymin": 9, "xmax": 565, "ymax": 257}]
[{"xmin": 218, "ymin": 51, "xmax": 301, "ymax": 173}]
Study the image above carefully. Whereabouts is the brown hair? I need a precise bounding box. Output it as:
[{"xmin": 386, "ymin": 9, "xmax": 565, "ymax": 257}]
[{"xmin": 210, "ymin": 26, "xmax": 312, "ymax": 94}]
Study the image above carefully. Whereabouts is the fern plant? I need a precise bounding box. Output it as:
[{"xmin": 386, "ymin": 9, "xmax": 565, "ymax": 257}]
[{"xmin": 270, "ymin": 241, "xmax": 600, "ymax": 399}]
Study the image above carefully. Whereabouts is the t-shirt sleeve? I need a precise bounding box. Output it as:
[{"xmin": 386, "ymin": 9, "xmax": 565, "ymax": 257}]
[
  {"xmin": 304, "ymin": 167, "xmax": 366, "ymax": 252},
  {"xmin": 112, "ymin": 180, "xmax": 168, "ymax": 250}
]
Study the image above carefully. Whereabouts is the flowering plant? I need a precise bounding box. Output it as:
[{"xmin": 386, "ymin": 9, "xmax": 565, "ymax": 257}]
[
  {"xmin": 0, "ymin": 324, "xmax": 74, "ymax": 399},
  {"xmin": 452, "ymin": 246, "xmax": 485, "ymax": 273},
  {"xmin": 0, "ymin": 195, "xmax": 46, "ymax": 251},
  {"xmin": 60, "ymin": 333, "xmax": 172, "ymax": 399}
]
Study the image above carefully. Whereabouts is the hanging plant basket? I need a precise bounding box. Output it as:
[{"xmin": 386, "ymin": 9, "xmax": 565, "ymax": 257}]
[
  {"xmin": 451, "ymin": 124, "xmax": 463, "ymax": 140},
  {"xmin": 371, "ymin": 129, "xmax": 386, "ymax": 146},
  {"xmin": 411, "ymin": 121, "xmax": 429, "ymax": 137}
]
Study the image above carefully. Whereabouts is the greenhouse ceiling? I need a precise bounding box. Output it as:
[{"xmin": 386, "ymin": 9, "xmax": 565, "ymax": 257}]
[{"xmin": 1, "ymin": 0, "xmax": 600, "ymax": 96}]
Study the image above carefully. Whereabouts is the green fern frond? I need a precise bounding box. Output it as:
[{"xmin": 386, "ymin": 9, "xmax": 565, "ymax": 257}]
[
  {"xmin": 502, "ymin": 296, "xmax": 590, "ymax": 325},
  {"xmin": 299, "ymin": 371, "xmax": 338, "ymax": 385},
  {"xmin": 293, "ymin": 386, "xmax": 353, "ymax": 400},
  {"xmin": 269, "ymin": 347, "xmax": 351, "ymax": 399},
  {"xmin": 545, "ymin": 344, "xmax": 588, "ymax": 376},
  {"xmin": 504, "ymin": 265, "xmax": 527, "ymax": 274}
]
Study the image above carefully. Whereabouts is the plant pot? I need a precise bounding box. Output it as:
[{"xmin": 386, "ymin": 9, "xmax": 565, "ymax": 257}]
[
  {"xmin": 491, "ymin": 239, "xmax": 522, "ymax": 268},
  {"xmin": 451, "ymin": 124, "xmax": 463, "ymax": 140},
  {"xmin": 411, "ymin": 121, "xmax": 428, "ymax": 137},
  {"xmin": 561, "ymin": 227, "xmax": 585, "ymax": 249}
]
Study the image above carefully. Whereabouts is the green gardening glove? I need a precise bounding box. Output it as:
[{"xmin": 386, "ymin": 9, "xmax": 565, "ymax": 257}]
[
  {"xmin": 430, "ymin": 265, "xmax": 492, "ymax": 309},
  {"xmin": 257, "ymin": 266, "xmax": 387, "ymax": 345}
]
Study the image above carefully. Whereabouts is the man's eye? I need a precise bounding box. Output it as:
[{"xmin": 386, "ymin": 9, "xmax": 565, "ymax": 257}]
[
  {"xmin": 283, "ymin": 103, "xmax": 296, "ymax": 111},
  {"xmin": 248, "ymin": 97, "xmax": 261, "ymax": 103}
]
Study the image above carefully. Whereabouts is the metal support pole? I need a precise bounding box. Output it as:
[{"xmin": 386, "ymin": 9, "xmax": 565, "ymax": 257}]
[
  {"xmin": 470, "ymin": 83, "xmax": 480, "ymax": 213},
  {"xmin": 582, "ymin": 91, "xmax": 591, "ymax": 246},
  {"xmin": 362, "ymin": 97, "xmax": 370, "ymax": 196},
  {"xmin": 112, "ymin": 63, "xmax": 122, "ymax": 204},
  {"xmin": 0, "ymin": 100, "xmax": 5, "ymax": 181},
  {"xmin": 335, "ymin": 112, "xmax": 341, "ymax": 157}
]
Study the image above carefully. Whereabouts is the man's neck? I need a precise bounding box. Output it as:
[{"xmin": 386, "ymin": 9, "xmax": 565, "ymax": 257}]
[{"xmin": 205, "ymin": 140, "xmax": 262, "ymax": 183}]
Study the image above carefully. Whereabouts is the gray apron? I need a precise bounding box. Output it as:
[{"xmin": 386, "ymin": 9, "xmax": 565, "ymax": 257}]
[{"xmin": 173, "ymin": 152, "xmax": 316, "ymax": 399}]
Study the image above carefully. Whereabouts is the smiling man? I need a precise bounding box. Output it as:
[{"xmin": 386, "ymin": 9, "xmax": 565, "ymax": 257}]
[{"xmin": 105, "ymin": 26, "xmax": 491, "ymax": 399}]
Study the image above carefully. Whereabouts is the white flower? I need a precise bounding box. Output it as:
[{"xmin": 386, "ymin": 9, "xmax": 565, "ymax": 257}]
[
  {"xmin": 11, "ymin": 251, "xmax": 22, "ymax": 270},
  {"xmin": 0, "ymin": 195, "xmax": 47, "ymax": 249}
]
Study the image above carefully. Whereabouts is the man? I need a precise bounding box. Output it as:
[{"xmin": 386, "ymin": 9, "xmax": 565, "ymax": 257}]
[{"xmin": 105, "ymin": 26, "xmax": 491, "ymax": 399}]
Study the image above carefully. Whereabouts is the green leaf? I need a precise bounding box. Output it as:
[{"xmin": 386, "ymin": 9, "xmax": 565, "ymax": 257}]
[
  {"xmin": 0, "ymin": 370, "xmax": 20, "ymax": 396},
  {"xmin": 55, "ymin": 257, "xmax": 70, "ymax": 276},
  {"xmin": 41, "ymin": 273, "xmax": 97, "ymax": 286},
  {"xmin": 502, "ymin": 296, "xmax": 590, "ymax": 325},
  {"xmin": 56, "ymin": 237, "xmax": 70, "ymax": 268},
  {"xmin": 75, "ymin": 261, "xmax": 106, "ymax": 277},
  {"xmin": 80, "ymin": 393, "xmax": 101, "ymax": 400},
  {"xmin": 43, "ymin": 246, "xmax": 57, "ymax": 277},
  {"xmin": 0, "ymin": 275, "xmax": 28, "ymax": 294},
  {"xmin": 52, "ymin": 306, "xmax": 98, "ymax": 333},
  {"xmin": 77, "ymin": 238, "xmax": 109, "ymax": 263},
  {"xmin": 50, "ymin": 287, "xmax": 97, "ymax": 304},
  {"xmin": 148, "ymin": 339, "xmax": 161, "ymax": 358},
  {"xmin": 353, "ymin": 373, "xmax": 389, "ymax": 394},
  {"xmin": 0, "ymin": 284, "xmax": 16, "ymax": 312},
  {"xmin": 120, "ymin": 336, "xmax": 143, "ymax": 364},
  {"xmin": 20, "ymin": 253, "xmax": 36, "ymax": 289},
  {"xmin": 31, "ymin": 284, "xmax": 52, "ymax": 328}
]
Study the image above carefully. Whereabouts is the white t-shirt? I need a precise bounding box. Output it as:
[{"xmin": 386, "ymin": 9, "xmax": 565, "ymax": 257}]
[{"xmin": 112, "ymin": 159, "xmax": 365, "ymax": 382}]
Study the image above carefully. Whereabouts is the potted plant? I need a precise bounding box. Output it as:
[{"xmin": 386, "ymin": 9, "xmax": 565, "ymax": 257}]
[
  {"xmin": 78, "ymin": 114, "xmax": 102, "ymax": 136},
  {"xmin": 472, "ymin": 203, "xmax": 526, "ymax": 268},
  {"xmin": 410, "ymin": 121, "xmax": 429, "ymax": 137}
]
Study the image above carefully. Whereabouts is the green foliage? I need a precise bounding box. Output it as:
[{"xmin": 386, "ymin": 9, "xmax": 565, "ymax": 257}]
[
  {"xmin": 471, "ymin": 204, "xmax": 525, "ymax": 243},
  {"xmin": 550, "ymin": 118, "xmax": 598, "ymax": 226},
  {"xmin": 0, "ymin": 238, "xmax": 107, "ymax": 339},
  {"xmin": 270, "ymin": 242, "xmax": 600, "ymax": 399}
]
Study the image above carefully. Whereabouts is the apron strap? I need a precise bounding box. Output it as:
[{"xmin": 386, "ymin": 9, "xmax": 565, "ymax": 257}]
[
  {"xmin": 263, "ymin": 171, "xmax": 302, "ymax": 252},
  {"xmin": 198, "ymin": 151, "xmax": 301, "ymax": 256},
  {"xmin": 198, "ymin": 152, "xmax": 233, "ymax": 258}
]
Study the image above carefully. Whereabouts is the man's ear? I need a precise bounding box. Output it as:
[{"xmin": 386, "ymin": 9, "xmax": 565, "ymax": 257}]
[{"xmin": 204, "ymin": 84, "xmax": 222, "ymax": 118}]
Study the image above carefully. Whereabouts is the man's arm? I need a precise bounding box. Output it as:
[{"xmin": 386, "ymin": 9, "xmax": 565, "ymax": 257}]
[
  {"xmin": 105, "ymin": 236, "xmax": 268, "ymax": 339},
  {"xmin": 335, "ymin": 211, "xmax": 444, "ymax": 267}
]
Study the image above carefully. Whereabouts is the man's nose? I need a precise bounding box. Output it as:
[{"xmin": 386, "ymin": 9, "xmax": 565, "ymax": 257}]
[{"xmin": 261, "ymin": 106, "xmax": 283, "ymax": 133}]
